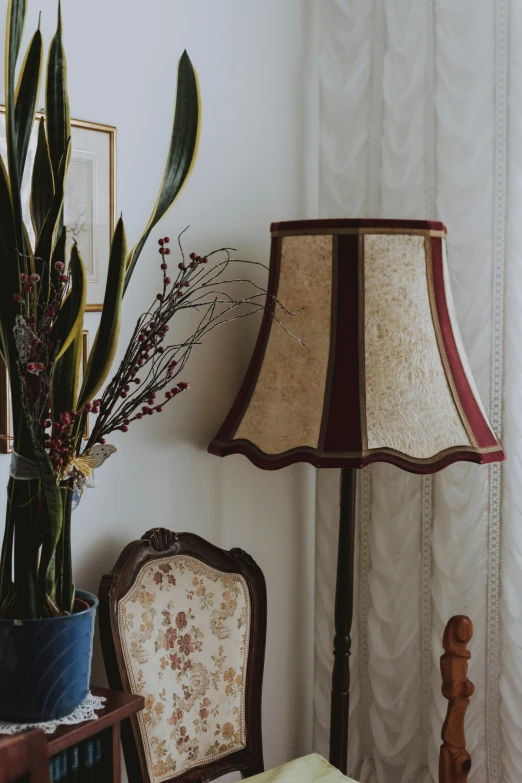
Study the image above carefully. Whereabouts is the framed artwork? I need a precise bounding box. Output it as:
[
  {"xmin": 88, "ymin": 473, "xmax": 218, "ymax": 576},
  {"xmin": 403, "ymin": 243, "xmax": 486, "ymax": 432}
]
[
  {"xmin": 0, "ymin": 107, "xmax": 116, "ymax": 311},
  {"xmin": 0, "ymin": 357, "xmax": 12, "ymax": 455}
]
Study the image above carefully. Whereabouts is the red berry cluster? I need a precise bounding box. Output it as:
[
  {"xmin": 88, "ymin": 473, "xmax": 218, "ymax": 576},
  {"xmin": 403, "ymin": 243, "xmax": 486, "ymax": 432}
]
[
  {"xmin": 156, "ymin": 236, "xmax": 172, "ymax": 299},
  {"xmin": 45, "ymin": 409, "xmax": 79, "ymax": 471},
  {"xmin": 189, "ymin": 251, "xmax": 208, "ymax": 265},
  {"xmin": 11, "ymin": 262, "xmax": 83, "ymax": 473},
  {"xmin": 47, "ymin": 261, "xmax": 69, "ymax": 317},
  {"xmin": 13, "ymin": 272, "xmax": 41, "ymax": 302},
  {"xmin": 13, "ymin": 269, "xmax": 56, "ymax": 430},
  {"xmin": 134, "ymin": 320, "xmax": 170, "ymax": 370},
  {"xmin": 23, "ymin": 340, "xmax": 50, "ymax": 386},
  {"xmin": 81, "ymin": 235, "xmax": 201, "ymax": 448},
  {"xmin": 47, "ymin": 397, "xmax": 104, "ymax": 471},
  {"xmin": 82, "ymin": 399, "xmax": 101, "ymax": 416},
  {"xmin": 13, "ymin": 262, "xmax": 69, "ymax": 316},
  {"xmin": 27, "ymin": 361, "xmax": 45, "ymax": 374},
  {"xmin": 155, "ymin": 237, "xmax": 209, "ymax": 304}
]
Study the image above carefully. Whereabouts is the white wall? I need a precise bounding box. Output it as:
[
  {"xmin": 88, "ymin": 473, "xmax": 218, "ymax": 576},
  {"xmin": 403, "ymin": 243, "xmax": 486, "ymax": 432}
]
[{"xmin": 0, "ymin": 0, "xmax": 316, "ymax": 775}]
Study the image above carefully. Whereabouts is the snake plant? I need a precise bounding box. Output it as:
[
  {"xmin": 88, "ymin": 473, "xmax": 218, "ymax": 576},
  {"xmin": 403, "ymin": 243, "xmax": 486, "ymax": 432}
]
[{"xmin": 0, "ymin": 0, "xmax": 200, "ymax": 619}]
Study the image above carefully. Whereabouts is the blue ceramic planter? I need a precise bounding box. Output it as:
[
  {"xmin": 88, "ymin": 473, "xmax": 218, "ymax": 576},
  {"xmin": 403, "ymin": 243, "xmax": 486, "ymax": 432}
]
[{"xmin": 0, "ymin": 590, "xmax": 98, "ymax": 723}]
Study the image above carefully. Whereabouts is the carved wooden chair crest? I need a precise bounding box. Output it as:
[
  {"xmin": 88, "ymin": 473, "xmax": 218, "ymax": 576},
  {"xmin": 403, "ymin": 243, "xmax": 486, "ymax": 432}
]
[{"xmin": 99, "ymin": 528, "xmax": 266, "ymax": 783}]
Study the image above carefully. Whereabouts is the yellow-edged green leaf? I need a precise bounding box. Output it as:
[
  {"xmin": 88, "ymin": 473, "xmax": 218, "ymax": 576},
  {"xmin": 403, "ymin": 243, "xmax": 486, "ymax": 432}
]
[
  {"xmin": 5, "ymin": 0, "xmax": 26, "ymax": 251},
  {"xmin": 34, "ymin": 140, "xmax": 70, "ymax": 289},
  {"xmin": 0, "ymin": 154, "xmax": 24, "ymax": 454},
  {"xmin": 0, "ymin": 155, "xmax": 20, "ymax": 365},
  {"xmin": 31, "ymin": 433, "xmax": 63, "ymax": 606},
  {"xmin": 22, "ymin": 221, "xmax": 33, "ymax": 266},
  {"xmin": 51, "ymin": 326, "xmax": 82, "ymax": 422},
  {"xmin": 50, "ymin": 225, "xmax": 65, "ymax": 293},
  {"xmin": 5, "ymin": 0, "xmax": 25, "ymax": 93},
  {"xmin": 78, "ymin": 217, "xmax": 127, "ymax": 407},
  {"xmin": 52, "ymin": 243, "xmax": 86, "ymax": 361},
  {"xmin": 45, "ymin": 1, "xmax": 70, "ymax": 180},
  {"xmin": 31, "ymin": 118, "xmax": 54, "ymax": 240},
  {"xmin": 20, "ymin": 221, "xmax": 36, "ymax": 319},
  {"xmin": 14, "ymin": 28, "xmax": 42, "ymax": 177},
  {"xmin": 124, "ymin": 51, "xmax": 200, "ymax": 293}
]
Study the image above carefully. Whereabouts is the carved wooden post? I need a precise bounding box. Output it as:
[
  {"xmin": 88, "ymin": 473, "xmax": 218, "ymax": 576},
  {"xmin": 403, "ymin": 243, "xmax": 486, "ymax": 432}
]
[{"xmin": 439, "ymin": 616, "xmax": 474, "ymax": 783}]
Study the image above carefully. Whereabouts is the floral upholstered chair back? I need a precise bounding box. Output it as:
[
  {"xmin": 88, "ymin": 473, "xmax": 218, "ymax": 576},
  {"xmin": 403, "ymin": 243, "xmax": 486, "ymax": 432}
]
[{"xmin": 99, "ymin": 529, "xmax": 266, "ymax": 783}]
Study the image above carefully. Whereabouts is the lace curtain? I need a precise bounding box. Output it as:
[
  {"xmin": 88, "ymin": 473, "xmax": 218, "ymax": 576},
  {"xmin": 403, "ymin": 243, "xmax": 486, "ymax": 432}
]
[{"xmin": 312, "ymin": 1, "xmax": 522, "ymax": 781}]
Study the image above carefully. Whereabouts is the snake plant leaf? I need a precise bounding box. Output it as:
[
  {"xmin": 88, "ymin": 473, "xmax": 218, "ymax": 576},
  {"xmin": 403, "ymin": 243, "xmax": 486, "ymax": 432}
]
[
  {"xmin": 14, "ymin": 28, "xmax": 42, "ymax": 177},
  {"xmin": 21, "ymin": 221, "xmax": 35, "ymax": 319},
  {"xmin": 78, "ymin": 217, "xmax": 127, "ymax": 407},
  {"xmin": 5, "ymin": 0, "xmax": 25, "ymax": 92},
  {"xmin": 22, "ymin": 222, "xmax": 33, "ymax": 267},
  {"xmin": 31, "ymin": 432, "xmax": 63, "ymax": 608},
  {"xmin": 31, "ymin": 118, "xmax": 55, "ymax": 241},
  {"xmin": 52, "ymin": 326, "xmax": 82, "ymax": 424},
  {"xmin": 46, "ymin": 1, "xmax": 70, "ymax": 181},
  {"xmin": 52, "ymin": 243, "xmax": 86, "ymax": 362},
  {"xmin": 0, "ymin": 155, "xmax": 20, "ymax": 364},
  {"xmin": 5, "ymin": 0, "xmax": 26, "ymax": 249},
  {"xmin": 124, "ymin": 51, "xmax": 200, "ymax": 294},
  {"xmin": 50, "ymin": 224, "xmax": 65, "ymax": 294},
  {"xmin": 34, "ymin": 140, "xmax": 70, "ymax": 295}
]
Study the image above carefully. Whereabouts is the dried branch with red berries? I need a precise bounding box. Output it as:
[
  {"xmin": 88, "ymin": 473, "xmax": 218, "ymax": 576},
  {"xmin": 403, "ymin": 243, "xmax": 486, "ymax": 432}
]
[
  {"xmin": 83, "ymin": 234, "xmax": 300, "ymax": 451},
  {"xmin": 11, "ymin": 233, "xmax": 300, "ymax": 499}
]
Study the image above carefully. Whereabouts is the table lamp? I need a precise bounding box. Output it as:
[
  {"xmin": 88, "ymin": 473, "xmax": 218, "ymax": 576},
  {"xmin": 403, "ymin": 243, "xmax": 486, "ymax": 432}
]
[{"xmin": 208, "ymin": 218, "xmax": 505, "ymax": 773}]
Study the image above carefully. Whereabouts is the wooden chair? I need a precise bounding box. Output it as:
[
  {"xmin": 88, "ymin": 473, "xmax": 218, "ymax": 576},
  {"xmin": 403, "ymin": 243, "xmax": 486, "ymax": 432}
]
[
  {"xmin": 99, "ymin": 529, "xmax": 266, "ymax": 782},
  {"xmin": 0, "ymin": 730, "xmax": 50, "ymax": 783},
  {"xmin": 99, "ymin": 528, "xmax": 474, "ymax": 783}
]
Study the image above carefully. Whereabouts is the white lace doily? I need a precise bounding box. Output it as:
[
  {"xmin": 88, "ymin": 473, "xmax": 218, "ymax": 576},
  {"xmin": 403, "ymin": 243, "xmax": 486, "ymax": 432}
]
[{"xmin": 0, "ymin": 692, "xmax": 106, "ymax": 734}]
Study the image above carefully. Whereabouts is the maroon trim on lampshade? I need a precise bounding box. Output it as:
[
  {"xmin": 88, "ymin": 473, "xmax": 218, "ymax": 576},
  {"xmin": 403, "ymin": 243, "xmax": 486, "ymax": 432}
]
[
  {"xmin": 430, "ymin": 237, "xmax": 504, "ymax": 453},
  {"xmin": 208, "ymin": 237, "xmax": 282, "ymax": 447},
  {"xmin": 321, "ymin": 233, "xmax": 363, "ymax": 453},
  {"xmin": 209, "ymin": 438, "xmax": 503, "ymax": 474},
  {"xmin": 271, "ymin": 218, "xmax": 447, "ymax": 233}
]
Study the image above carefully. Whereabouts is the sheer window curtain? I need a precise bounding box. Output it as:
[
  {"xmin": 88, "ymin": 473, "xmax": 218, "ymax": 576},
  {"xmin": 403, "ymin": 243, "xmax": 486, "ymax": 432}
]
[{"xmin": 311, "ymin": 1, "xmax": 522, "ymax": 781}]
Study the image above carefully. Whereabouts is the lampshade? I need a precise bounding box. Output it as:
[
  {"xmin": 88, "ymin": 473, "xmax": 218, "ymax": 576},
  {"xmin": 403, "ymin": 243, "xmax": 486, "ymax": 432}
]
[{"xmin": 208, "ymin": 219, "xmax": 505, "ymax": 474}]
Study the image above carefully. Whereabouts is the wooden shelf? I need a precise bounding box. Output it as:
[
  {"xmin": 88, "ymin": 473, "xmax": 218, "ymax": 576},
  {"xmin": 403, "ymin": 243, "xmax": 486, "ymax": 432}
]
[
  {"xmin": 45, "ymin": 687, "xmax": 143, "ymax": 756},
  {"xmin": 0, "ymin": 687, "xmax": 144, "ymax": 783}
]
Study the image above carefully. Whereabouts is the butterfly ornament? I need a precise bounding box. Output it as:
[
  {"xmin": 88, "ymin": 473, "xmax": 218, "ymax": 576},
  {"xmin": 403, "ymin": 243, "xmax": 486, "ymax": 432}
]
[{"xmin": 62, "ymin": 443, "xmax": 117, "ymax": 509}]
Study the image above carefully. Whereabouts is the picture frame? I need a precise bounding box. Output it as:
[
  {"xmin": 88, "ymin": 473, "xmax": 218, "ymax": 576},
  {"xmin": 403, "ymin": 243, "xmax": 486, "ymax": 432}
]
[
  {"xmin": 0, "ymin": 107, "xmax": 116, "ymax": 312},
  {"xmin": 0, "ymin": 357, "xmax": 12, "ymax": 455}
]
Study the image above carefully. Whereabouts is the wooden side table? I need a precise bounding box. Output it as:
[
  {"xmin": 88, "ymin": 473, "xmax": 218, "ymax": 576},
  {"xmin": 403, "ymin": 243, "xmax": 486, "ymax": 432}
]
[{"xmin": 1, "ymin": 687, "xmax": 143, "ymax": 783}]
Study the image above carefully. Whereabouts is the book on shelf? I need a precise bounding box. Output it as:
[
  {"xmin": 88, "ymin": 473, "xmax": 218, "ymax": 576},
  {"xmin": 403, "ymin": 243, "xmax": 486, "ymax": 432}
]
[
  {"xmin": 48, "ymin": 735, "xmax": 103, "ymax": 783},
  {"xmin": 69, "ymin": 743, "xmax": 81, "ymax": 782}
]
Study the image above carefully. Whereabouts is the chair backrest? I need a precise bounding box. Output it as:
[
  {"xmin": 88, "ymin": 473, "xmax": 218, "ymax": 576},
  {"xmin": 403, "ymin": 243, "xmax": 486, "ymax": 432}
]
[
  {"xmin": 99, "ymin": 528, "xmax": 266, "ymax": 783},
  {"xmin": 0, "ymin": 730, "xmax": 50, "ymax": 783}
]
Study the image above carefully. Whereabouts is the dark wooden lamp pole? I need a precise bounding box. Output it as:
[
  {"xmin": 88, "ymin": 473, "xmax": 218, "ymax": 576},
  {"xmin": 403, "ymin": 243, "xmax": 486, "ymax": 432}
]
[{"xmin": 329, "ymin": 468, "xmax": 357, "ymax": 774}]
